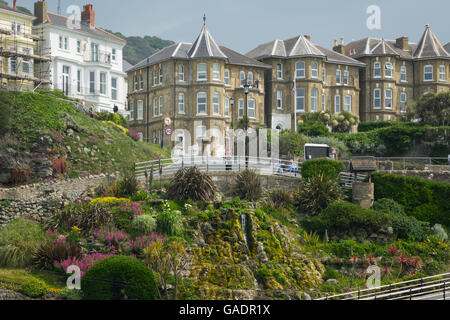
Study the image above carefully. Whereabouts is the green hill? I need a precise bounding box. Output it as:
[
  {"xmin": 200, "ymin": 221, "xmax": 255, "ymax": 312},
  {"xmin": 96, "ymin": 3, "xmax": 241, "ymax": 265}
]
[
  {"xmin": 0, "ymin": 90, "xmax": 169, "ymax": 185},
  {"xmin": 108, "ymin": 30, "xmax": 175, "ymax": 65}
]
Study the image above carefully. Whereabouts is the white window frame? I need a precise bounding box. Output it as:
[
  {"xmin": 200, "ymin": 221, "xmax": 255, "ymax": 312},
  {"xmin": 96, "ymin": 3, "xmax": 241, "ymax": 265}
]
[
  {"xmin": 112, "ymin": 48, "xmax": 116, "ymax": 61},
  {"xmin": 276, "ymin": 63, "xmax": 283, "ymax": 80},
  {"xmin": 213, "ymin": 63, "xmax": 220, "ymax": 81},
  {"xmin": 336, "ymin": 69, "xmax": 341, "ymax": 85},
  {"xmin": 129, "ymin": 101, "xmax": 135, "ymax": 120},
  {"xmin": 247, "ymin": 72, "xmax": 254, "ymax": 86},
  {"xmin": 401, "ymin": 66, "xmax": 407, "ymax": 82},
  {"xmin": 178, "ymin": 93, "xmax": 185, "ymax": 113},
  {"xmin": 322, "ymin": 93, "xmax": 326, "ymax": 111},
  {"xmin": 111, "ymin": 77, "xmax": 118, "ymax": 100},
  {"xmin": 295, "ymin": 88, "xmax": 305, "ymax": 112},
  {"xmin": 213, "ymin": 92, "xmax": 220, "ymax": 115},
  {"xmin": 224, "ymin": 69, "xmax": 230, "ymax": 85},
  {"xmin": 77, "ymin": 69, "xmax": 81, "ymax": 93},
  {"xmin": 374, "ymin": 62, "xmax": 381, "ymax": 78},
  {"xmin": 224, "ymin": 97, "xmax": 230, "ymax": 117},
  {"xmin": 238, "ymin": 99, "xmax": 244, "ymax": 117},
  {"xmin": 374, "ymin": 89, "xmax": 381, "ymax": 109},
  {"xmin": 385, "ymin": 62, "xmax": 393, "ymax": 78},
  {"xmin": 179, "ymin": 65, "xmax": 184, "ymax": 81},
  {"xmin": 99, "ymin": 72, "xmax": 106, "ymax": 95},
  {"xmin": 344, "ymin": 95, "xmax": 352, "ymax": 112},
  {"xmin": 311, "ymin": 88, "xmax": 318, "ymax": 111},
  {"xmin": 89, "ymin": 71, "xmax": 95, "ymax": 93},
  {"xmin": 197, "ymin": 92, "xmax": 207, "ymax": 115},
  {"xmin": 159, "ymin": 96, "xmax": 163, "ymax": 115},
  {"xmin": 311, "ymin": 62, "xmax": 318, "ymax": 78},
  {"xmin": 400, "ymin": 92, "xmax": 407, "ymax": 113},
  {"xmin": 439, "ymin": 65, "xmax": 446, "ymax": 81},
  {"xmin": 197, "ymin": 63, "xmax": 207, "ymax": 81},
  {"xmin": 153, "ymin": 69, "xmax": 158, "ymax": 85},
  {"xmin": 153, "ymin": 98, "xmax": 158, "ymax": 117},
  {"xmin": 240, "ymin": 71, "xmax": 246, "ymax": 87},
  {"xmin": 343, "ymin": 70, "xmax": 349, "ymax": 85},
  {"xmin": 424, "ymin": 65, "xmax": 433, "ymax": 81},
  {"xmin": 159, "ymin": 68, "xmax": 163, "ymax": 84},
  {"xmin": 276, "ymin": 90, "xmax": 283, "ymax": 109},
  {"xmin": 295, "ymin": 61, "xmax": 305, "ymax": 78},
  {"xmin": 334, "ymin": 95, "xmax": 341, "ymax": 114},
  {"xmin": 385, "ymin": 89, "xmax": 393, "ymax": 109},
  {"xmin": 77, "ymin": 40, "xmax": 81, "ymax": 53},
  {"xmin": 322, "ymin": 66, "xmax": 326, "ymax": 83},
  {"xmin": 196, "ymin": 125, "xmax": 206, "ymax": 139},
  {"xmin": 137, "ymin": 100, "xmax": 144, "ymax": 120},
  {"xmin": 248, "ymin": 99, "xmax": 256, "ymax": 118}
]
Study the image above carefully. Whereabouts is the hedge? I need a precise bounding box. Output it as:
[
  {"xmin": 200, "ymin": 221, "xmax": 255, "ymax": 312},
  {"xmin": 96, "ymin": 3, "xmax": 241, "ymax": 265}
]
[
  {"xmin": 372, "ymin": 173, "xmax": 450, "ymax": 227},
  {"xmin": 301, "ymin": 159, "xmax": 345, "ymax": 180},
  {"xmin": 82, "ymin": 256, "xmax": 157, "ymax": 300}
]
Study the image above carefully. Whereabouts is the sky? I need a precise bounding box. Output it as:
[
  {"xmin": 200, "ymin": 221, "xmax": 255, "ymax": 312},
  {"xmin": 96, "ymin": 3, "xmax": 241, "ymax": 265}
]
[{"xmin": 14, "ymin": 0, "xmax": 450, "ymax": 53}]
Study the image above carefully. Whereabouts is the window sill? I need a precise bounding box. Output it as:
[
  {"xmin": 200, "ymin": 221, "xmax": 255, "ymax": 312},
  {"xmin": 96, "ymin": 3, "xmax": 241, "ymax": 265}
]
[{"xmin": 196, "ymin": 113, "xmax": 208, "ymax": 116}]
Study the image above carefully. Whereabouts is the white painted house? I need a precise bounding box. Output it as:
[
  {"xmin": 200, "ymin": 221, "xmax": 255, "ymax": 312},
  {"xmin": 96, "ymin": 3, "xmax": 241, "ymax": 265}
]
[{"xmin": 32, "ymin": 1, "xmax": 127, "ymax": 113}]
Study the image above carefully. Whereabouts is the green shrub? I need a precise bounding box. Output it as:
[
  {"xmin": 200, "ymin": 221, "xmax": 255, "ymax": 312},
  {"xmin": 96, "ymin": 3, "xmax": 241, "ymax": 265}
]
[
  {"xmin": 82, "ymin": 256, "xmax": 157, "ymax": 300},
  {"xmin": 132, "ymin": 190, "xmax": 150, "ymax": 202},
  {"xmin": 156, "ymin": 205, "xmax": 184, "ymax": 236},
  {"xmin": 432, "ymin": 224, "xmax": 448, "ymax": 241},
  {"xmin": 298, "ymin": 121, "xmax": 330, "ymax": 137},
  {"xmin": 19, "ymin": 277, "xmax": 50, "ymax": 298},
  {"xmin": 372, "ymin": 173, "xmax": 450, "ymax": 226},
  {"xmin": 279, "ymin": 130, "xmax": 307, "ymax": 158},
  {"xmin": 373, "ymin": 199, "xmax": 430, "ymax": 241},
  {"xmin": 166, "ymin": 167, "xmax": 217, "ymax": 202},
  {"xmin": 32, "ymin": 239, "xmax": 82, "ymax": 270},
  {"xmin": 231, "ymin": 169, "xmax": 263, "ymax": 201},
  {"xmin": 301, "ymin": 159, "xmax": 345, "ymax": 180},
  {"xmin": 303, "ymin": 202, "xmax": 391, "ymax": 237},
  {"xmin": 116, "ymin": 170, "xmax": 139, "ymax": 197},
  {"xmin": 266, "ymin": 188, "xmax": 293, "ymax": 208},
  {"xmin": 295, "ymin": 174, "xmax": 344, "ymax": 216},
  {"xmin": 0, "ymin": 219, "xmax": 47, "ymax": 268},
  {"xmin": 132, "ymin": 215, "xmax": 156, "ymax": 235}
]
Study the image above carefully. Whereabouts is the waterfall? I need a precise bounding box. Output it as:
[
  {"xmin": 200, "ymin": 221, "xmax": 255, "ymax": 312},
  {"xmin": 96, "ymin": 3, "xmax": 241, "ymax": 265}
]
[{"xmin": 240, "ymin": 214, "xmax": 248, "ymax": 245}]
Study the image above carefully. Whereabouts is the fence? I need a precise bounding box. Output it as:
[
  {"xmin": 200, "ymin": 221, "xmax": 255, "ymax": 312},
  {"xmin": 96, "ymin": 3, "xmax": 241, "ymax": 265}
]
[
  {"xmin": 317, "ymin": 272, "xmax": 450, "ymax": 300},
  {"xmin": 375, "ymin": 157, "xmax": 448, "ymax": 170}
]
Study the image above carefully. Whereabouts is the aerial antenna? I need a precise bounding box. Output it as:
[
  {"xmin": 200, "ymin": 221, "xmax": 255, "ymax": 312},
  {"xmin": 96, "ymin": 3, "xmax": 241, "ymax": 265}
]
[{"xmin": 57, "ymin": 0, "xmax": 61, "ymax": 15}]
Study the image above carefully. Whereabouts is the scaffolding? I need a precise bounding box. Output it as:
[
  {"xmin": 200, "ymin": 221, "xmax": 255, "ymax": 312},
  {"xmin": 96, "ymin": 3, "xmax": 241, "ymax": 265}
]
[{"xmin": 0, "ymin": 17, "xmax": 52, "ymax": 91}]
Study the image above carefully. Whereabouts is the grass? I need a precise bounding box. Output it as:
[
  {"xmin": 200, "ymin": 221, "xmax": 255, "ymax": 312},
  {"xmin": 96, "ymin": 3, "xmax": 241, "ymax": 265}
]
[{"xmin": 0, "ymin": 268, "xmax": 66, "ymax": 289}]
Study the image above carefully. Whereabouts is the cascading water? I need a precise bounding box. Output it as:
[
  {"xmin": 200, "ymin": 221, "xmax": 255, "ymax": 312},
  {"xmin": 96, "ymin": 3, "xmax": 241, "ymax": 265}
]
[{"xmin": 240, "ymin": 214, "xmax": 248, "ymax": 245}]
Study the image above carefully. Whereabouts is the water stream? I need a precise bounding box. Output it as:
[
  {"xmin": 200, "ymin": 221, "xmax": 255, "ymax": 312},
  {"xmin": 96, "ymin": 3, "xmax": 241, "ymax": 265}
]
[{"xmin": 240, "ymin": 214, "xmax": 248, "ymax": 245}]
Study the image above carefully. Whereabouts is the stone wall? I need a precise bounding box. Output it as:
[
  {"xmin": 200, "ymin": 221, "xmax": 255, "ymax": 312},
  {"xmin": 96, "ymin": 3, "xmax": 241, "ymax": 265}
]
[{"xmin": 0, "ymin": 174, "xmax": 114, "ymax": 227}]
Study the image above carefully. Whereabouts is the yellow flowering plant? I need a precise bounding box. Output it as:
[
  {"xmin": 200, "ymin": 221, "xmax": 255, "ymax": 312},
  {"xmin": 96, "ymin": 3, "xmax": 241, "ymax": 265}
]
[{"xmin": 89, "ymin": 197, "xmax": 131, "ymax": 207}]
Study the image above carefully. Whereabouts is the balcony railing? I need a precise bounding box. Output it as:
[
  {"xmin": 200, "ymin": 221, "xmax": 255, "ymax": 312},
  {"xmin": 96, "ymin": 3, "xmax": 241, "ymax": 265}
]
[
  {"xmin": 53, "ymin": 82, "xmax": 112, "ymax": 98},
  {"xmin": 84, "ymin": 50, "xmax": 112, "ymax": 65}
]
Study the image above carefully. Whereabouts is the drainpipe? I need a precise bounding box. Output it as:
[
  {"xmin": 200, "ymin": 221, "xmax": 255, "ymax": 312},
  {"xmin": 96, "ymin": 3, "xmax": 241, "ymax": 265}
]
[
  {"xmin": 173, "ymin": 60, "xmax": 176, "ymax": 149},
  {"xmin": 146, "ymin": 58, "xmax": 150, "ymax": 142}
]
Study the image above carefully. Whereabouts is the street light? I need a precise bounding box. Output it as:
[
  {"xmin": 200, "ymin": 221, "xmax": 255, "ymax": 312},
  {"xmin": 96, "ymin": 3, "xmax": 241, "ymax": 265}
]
[
  {"xmin": 243, "ymin": 81, "xmax": 250, "ymax": 168},
  {"xmin": 230, "ymin": 97, "xmax": 235, "ymax": 129}
]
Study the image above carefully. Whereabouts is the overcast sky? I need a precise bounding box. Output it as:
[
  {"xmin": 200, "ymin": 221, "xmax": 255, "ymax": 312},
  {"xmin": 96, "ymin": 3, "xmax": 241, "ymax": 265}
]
[{"xmin": 16, "ymin": 0, "xmax": 450, "ymax": 53}]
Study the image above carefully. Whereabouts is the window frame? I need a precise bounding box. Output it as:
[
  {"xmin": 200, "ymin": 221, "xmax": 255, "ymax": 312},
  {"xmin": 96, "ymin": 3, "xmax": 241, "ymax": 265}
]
[
  {"xmin": 178, "ymin": 93, "xmax": 185, "ymax": 113},
  {"xmin": 374, "ymin": 88, "xmax": 381, "ymax": 109},
  {"xmin": 276, "ymin": 90, "xmax": 283, "ymax": 109},
  {"xmin": 179, "ymin": 65, "xmax": 185, "ymax": 81},
  {"xmin": 213, "ymin": 92, "xmax": 220, "ymax": 115},
  {"xmin": 439, "ymin": 65, "xmax": 446, "ymax": 81},
  {"xmin": 385, "ymin": 89, "xmax": 393, "ymax": 109},
  {"xmin": 213, "ymin": 63, "xmax": 221, "ymax": 81},
  {"xmin": 295, "ymin": 88, "xmax": 305, "ymax": 112},
  {"xmin": 197, "ymin": 92, "xmax": 207, "ymax": 115},
  {"xmin": 111, "ymin": 77, "xmax": 118, "ymax": 100},
  {"xmin": 311, "ymin": 88, "xmax": 318, "ymax": 111},
  {"xmin": 129, "ymin": 101, "xmax": 135, "ymax": 120},
  {"xmin": 197, "ymin": 63, "xmax": 207, "ymax": 81},
  {"xmin": 343, "ymin": 70, "xmax": 349, "ymax": 85},
  {"xmin": 224, "ymin": 69, "xmax": 230, "ymax": 85},
  {"xmin": 224, "ymin": 97, "xmax": 230, "ymax": 117},
  {"xmin": 276, "ymin": 63, "xmax": 283, "ymax": 80},
  {"xmin": 374, "ymin": 62, "xmax": 381, "ymax": 78},
  {"xmin": 400, "ymin": 92, "xmax": 407, "ymax": 113},
  {"xmin": 99, "ymin": 72, "xmax": 106, "ymax": 95},
  {"xmin": 153, "ymin": 97, "xmax": 158, "ymax": 117},
  {"xmin": 240, "ymin": 71, "xmax": 246, "ymax": 87},
  {"xmin": 344, "ymin": 95, "xmax": 352, "ymax": 112},
  {"xmin": 238, "ymin": 99, "xmax": 244, "ymax": 117},
  {"xmin": 295, "ymin": 61, "xmax": 305, "ymax": 79},
  {"xmin": 385, "ymin": 62, "xmax": 393, "ymax": 78},
  {"xmin": 334, "ymin": 95, "xmax": 341, "ymax": 114},
  {"xmin": 424, "ymin": 65, "xmax": 433, "ymax": 81},
  {"xmin": 336, "ymin": 69, "xmax": 342, "ymax": 85},
  {"xmin": 137, "ymin": 100, "xmax": 144, "ymax": 120},
  {"xmin": 400, "ymin": 66, "xmax": 407, "ymax": 82},
  {"xmin": 311, "ymin": 62, "xmax": 319, "ymax": 78},
  {"xmin": 159, "ymin": 96, "xmax": 163, "ymax": 115},
  {"xmin": 248, "ymin": 98, "xmax": 256, "ymax": 119}
]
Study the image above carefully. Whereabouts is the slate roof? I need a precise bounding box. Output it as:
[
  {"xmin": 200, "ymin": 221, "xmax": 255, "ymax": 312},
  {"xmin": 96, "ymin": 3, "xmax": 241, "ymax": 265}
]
[
  {"xmin": 445, "ymin": 43, "xmax": 450, "ymax": 55},
  {"xmin": 123, "ymin": 60, "xmax": 133, "ymax": 73},
  {"xmin": 128, "ymin": 25, "xmax": 271, "ymax": 72},
  {"xmin": 413, "ymin": 25, "xmax": 450, "ymax": 60},
  {"xmin": 247, "ymin": 35, "xmax": 365, "ymax": 67},
  {"xmin": 0, "ymin": 3, "xmax": 34, "ymax": 17},
  {"xmin": 35, "ymin": 12, "xmax": 126, "ymax": 44},
  {"xmin": 345, "ymin": 26, "xmax": 450, "ymax": 61}
]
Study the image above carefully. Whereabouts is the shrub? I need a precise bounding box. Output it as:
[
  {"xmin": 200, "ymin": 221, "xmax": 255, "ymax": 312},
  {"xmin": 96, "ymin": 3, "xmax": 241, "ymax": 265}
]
[
  {"xmin": 266, "ymin": 188, "xmax": 293, "ymax": 208},
  {"xmin": 132, "ymin": 190, "xmax": 150, "ymax": 202},
  {"xmin": 301, "ymin": 159, "xmax": 345, "ymax": 181},
  {"xmin": 432, "ymin": 224, "xmax": 448, "ymax": 241},
  {"xmin": 51, "ymin": 157, "xmax": 67, "ymax": 176},
  {"xmin": 303, "ymin": 202, "xmax": 391, "ymax": 237},
  {"xmin": 372, "ymin": 173, "xmax": 450, "ymax": 226},
  {"xmin": 295, "ymin": 174, "xmax": 344, "ymax": 216},
  {"xmin": 132, "ymin": 215, "xmax": 157, "ymax": 235},
  {"xmin": 156, "ymin": 202, "xmax": 184, "ymax": 236},
  {"xmin": 231, "ymin": 169, "xmax": 263, "ymax": 201},
  {"xmin": 307, "ymin": 136, "xmax": 349, "ymax": 158},
  {"xmin": 32, "ymin": 238, "xmax": 82, "ymax": 270},
  {"xmin": 10, "ymin": 167, "xmax": 32, "ymax": 184},
  {"xmin": 0, "ymin": 219, "xmax": 47, "ymax": 268},
  {"xmin": 279, "ymin": 130, "xmax": 307, "ymax": 158},
  {"xmin": 82, "ymin": 256, "xmax": 157, "ymax": 300},
  {"xmin": 116, "ymin": 170, "xmax": 139, "ymax": 197},
  {"xmin": 19, "ymin": 277, "xmax": 49, "ymax": 298},
  {"xmin": 127, "ymin": 128, "xmax": 140, "ymax": 141},
  {"xmin": 89, "ymin": 197, "xmax": 130, "ymax": 206},
  {"xmin": 166, "ymin": 167, "xmax": 217, "ymax": 202},
  {"xmin": 298, "ymin": 121, "xmax": 330, "ymax": 137},
  {"xmin": 373, "ymin": 199, "xmax": 430, "ymax": 241}
]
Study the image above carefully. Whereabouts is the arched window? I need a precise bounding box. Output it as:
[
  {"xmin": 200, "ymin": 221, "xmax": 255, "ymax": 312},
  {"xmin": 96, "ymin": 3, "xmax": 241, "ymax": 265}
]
[
  {"xmin": 197, "ymin": 92, "xmax": 207, "ymax": 114},
  {"xmin": 385, "ymin": 62, "xmax": 393, "ymax": 78},
  {"xmin": 385, "ymin": 89, "xmax": 393, "ymax": 109},
  {"xmin": 295, "ymin": 61, "xmax": 305, "ymax": 78}
]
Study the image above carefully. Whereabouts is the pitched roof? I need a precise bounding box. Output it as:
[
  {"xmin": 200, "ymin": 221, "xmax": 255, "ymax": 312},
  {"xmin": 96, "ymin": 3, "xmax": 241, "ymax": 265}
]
[
  {"xmin": 445, "ymin": 43, "xmax": 450, "ymax": 55},
  {"xmin": 345, "ymin": 37, "xmax": 416, "ymax": 60},
  {"xmin": 128, "ymin": 25, "xmax": 271, "ymax": 72},
  {"xmin": 187, "ymin": 25, "xmax": 227, "ymax": 59},
  {"xmin": 123, "ymin": 60, "xmax": 133, "ymax": 72},
  {"xmin": 413, "ymin": 25, "xmax": 450, "ymax": 60},
  {"xmin": 247, "ymin": 35, "xmax": 364, "ymax": 67},
  {"xmin": 36, "ymin": 12, "xmax": 126, "ymax": 44},
  {"xmin": 0, "ymin": 3, "xmax": 34, "ymax": 17}
]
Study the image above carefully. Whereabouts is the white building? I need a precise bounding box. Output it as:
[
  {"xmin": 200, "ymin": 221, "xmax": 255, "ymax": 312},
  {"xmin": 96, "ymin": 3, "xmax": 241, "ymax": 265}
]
[{"xmin": 32, "ymin": 1, "xmax": 127, "ymax": 113}]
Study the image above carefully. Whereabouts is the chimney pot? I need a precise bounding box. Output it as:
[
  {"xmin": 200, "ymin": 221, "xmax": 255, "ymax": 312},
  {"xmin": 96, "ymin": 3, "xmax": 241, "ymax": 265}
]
[
  {"xmin": 34, "ymin": 1, "xmax": 48, "ymax": 24},
  {"xmin": 13, "ymin": 0, "xmax": 17, "ymax": 9},
  {"xmin": 81, "ymin": 4, "xmax": 95, "ymax": 27}
]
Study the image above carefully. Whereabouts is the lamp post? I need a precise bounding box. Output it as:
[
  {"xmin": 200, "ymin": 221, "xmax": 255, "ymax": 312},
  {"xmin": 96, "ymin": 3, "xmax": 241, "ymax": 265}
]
[
  {"xmin": 243, "ymin": 82, "xmax": 250, "ymax": 168},
  {"xmin": 230, "ymin": 97, "xmax": 235, "ymax": 130}
]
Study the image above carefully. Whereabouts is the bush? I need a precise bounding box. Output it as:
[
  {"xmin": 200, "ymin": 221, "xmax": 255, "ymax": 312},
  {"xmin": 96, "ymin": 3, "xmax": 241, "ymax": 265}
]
[
  {"xmin": 432, "ymin": 224, "xmax": 448, "ymax": 241},
  {"xmin": 298, "ymin": 121, "xmax": 330, "ymax": 137},
  {"xmin": 19, "ymin": 277, "xmax": 49, "ymax": 298},
  {"xmin": 373, "ymin": 199, "xmax": 430, "ymax": 241},
  {"xmin": 82, "ymin": 256, "xmax": 157, "ymax": 300},
  {"xmin": 307, "ymin": 136, "xmax": 349, "ymax": 157},
  {"xmin": 295, "ymin": 174, "xmax": 344, "ymax": 216},
  {"xmin": 372, "ymin": 173, "xmax": 450, "ymax": 226},
  {"xmin": 301, "ymin": 159, "xmax": 345, "ymax": 181},
  {"xmin": 303, "ymin": 202, "xmax": 391, "ymax": 237},
  {"xmin": 231, "ymin": 169, "xmax": 263, "ymax": 201},
  {"xmin": 279, "ymin": 130, "xmax": 307, "ymax": 158},
  {"xmin": 132, "ymin": 215, "xmax": 156, "ymax": 235},
  {"xmin": 156, "ymin": 203, "xmax": 184, "ymax": 236},
  {"xmin": 116, "ymin": 170, "xmax": 139, "ymax": 198},
  {"xmin": 0, "ymin": 219, "xmax": 47, "ymax": 268},
  {"xmin": 32, "ymin": 238, "xmax": 82, "ymax": 270},
  {"xmin": 266, "ymin": 188, "xmax": 293, "ymax": 208},
  {"xmin": 166, "ymin": 167, "xmax": 217, "ymax": 202}
]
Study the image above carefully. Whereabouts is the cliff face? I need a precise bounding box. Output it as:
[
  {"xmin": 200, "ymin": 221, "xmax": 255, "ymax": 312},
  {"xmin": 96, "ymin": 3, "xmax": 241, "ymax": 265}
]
[{"xmin": 179, "ymin": 201, "xmax": 324, "ymax": 300}]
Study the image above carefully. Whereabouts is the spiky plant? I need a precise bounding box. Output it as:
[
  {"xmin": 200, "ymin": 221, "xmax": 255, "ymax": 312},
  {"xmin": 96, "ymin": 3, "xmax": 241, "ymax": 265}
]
[
  {"xmin": 295, "ymin": 173, "xmax": 344, "ymax": 216},
  {"xmin": 231, "ymin": 169, "xmax": 263, "ymax": 201},
  {"xmin": 166, "ymin": 167, "xmax": 217, "ymax": 202},
  {"xmin": 32, "ymin": 239, "xmax": 82, "ymax": 270},
  {"xmin": 266, "ymin": 188, "xmax": 293, "ymax": 208}
]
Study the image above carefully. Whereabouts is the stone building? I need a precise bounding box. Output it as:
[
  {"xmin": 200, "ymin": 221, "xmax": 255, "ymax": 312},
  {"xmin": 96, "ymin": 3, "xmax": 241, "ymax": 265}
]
[
  {"xmin": 247, "ymin": 35, "xmax": 365, "ymax": 131},
  {"xmin": 127, "ymin": 21, "xmax": 270, "ymax": 156},
  {"xmin": 344, "ymin": 25, "xmax": 450, "ymax": 122}
]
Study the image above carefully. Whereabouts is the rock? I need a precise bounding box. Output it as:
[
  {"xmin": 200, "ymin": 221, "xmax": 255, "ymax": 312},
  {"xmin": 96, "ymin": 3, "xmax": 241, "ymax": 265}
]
[
  {"xmin": 325, "ymin": 279, "xmax": 339, "ymax": 285},
  {"xmin": 201, "ymin": 222, "xmax": 214, "ymax": 237},
  {"xmin": 303, "ymin": 292, "xmax": 312, "ymax": 300}
]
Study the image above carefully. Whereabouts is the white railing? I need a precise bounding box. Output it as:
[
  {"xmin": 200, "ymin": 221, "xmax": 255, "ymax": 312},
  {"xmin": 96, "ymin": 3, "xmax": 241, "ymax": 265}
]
[{"xmin": 317, "ymin": 272, "xmax": 450, "ymax": 300}]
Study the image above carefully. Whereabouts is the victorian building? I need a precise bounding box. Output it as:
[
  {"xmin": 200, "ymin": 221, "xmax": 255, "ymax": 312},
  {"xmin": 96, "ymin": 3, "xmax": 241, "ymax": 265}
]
[
  {"xmin": 247, "ymin": 35, "xmax": 365, "ymax": 131},
  {"xmin": 344, "ymin": 25, "xmax": 450, "ymax": 122},
  {"xmin": 127, "ymin": 21, "xmax": 270, "ymax": 156}
]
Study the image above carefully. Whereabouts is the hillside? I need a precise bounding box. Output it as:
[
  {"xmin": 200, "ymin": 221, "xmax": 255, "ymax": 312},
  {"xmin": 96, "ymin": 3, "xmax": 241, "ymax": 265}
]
[
  {"xmin": 108, "ymin": 31, "xmax": 175, "ymax": 65},
  {"xmin": 0, "ymin": 90, "xmax": 169, "ymax": 185}
]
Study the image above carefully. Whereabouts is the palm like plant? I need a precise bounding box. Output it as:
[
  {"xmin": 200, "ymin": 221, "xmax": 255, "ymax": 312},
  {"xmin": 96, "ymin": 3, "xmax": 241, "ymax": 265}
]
[
  {"xmin": 166, "ymin": 167, "xmax": 217, "ymax": 202},
  {"xmin": 231, "ymin": 169, "xmax": 263, "ymax": 201}
]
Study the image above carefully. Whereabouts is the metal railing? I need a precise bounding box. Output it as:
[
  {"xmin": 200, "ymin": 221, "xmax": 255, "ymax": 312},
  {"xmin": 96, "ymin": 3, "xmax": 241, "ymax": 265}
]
[
  {"xmin": 317, "ymin": 272, "xmax": 450, "ymax": 300},
  {"xmin": 375, "ymin": 157, "xmax": 448, "ymax": 171},
  {"xmin": 339, "ymin": 172, "xmax": 367, "ymax": 187}
]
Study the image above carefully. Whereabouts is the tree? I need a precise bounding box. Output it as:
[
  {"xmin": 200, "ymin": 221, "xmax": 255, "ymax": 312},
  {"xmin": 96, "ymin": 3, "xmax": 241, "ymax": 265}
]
[
  {"xmin": 412, "ymin": 92, "xmax": 450, "ymax": 127},
  {"xmin": 279, "ymin": 130, "xmax": 307, "ymax": 158},
  {"xmin": 298, "ymin": 121, "xmax": 330, "ymax": 137}
]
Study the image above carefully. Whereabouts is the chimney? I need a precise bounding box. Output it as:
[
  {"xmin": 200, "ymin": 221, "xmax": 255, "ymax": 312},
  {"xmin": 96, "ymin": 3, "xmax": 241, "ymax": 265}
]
[
  {"xmin": 81, "ymin": 4, "xmax": 95, "ymax": 27},
  {"xmin": 396, "ymin": 36, "xmax": 409, "ymax": 51},
  {"xmin": 304, "ymin": 35, "xmax": 311, "ymax": 41},
  {"xmin": 34, "ymin": 1, "xmax": 48, "ymax": 24},
  {"xmin": 333, "ymin": 37, "xmax": 346, "ymax": 55},
  {"xmin": 13, "ymin": 0, "xmax": 16, "ymax": 9}
]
